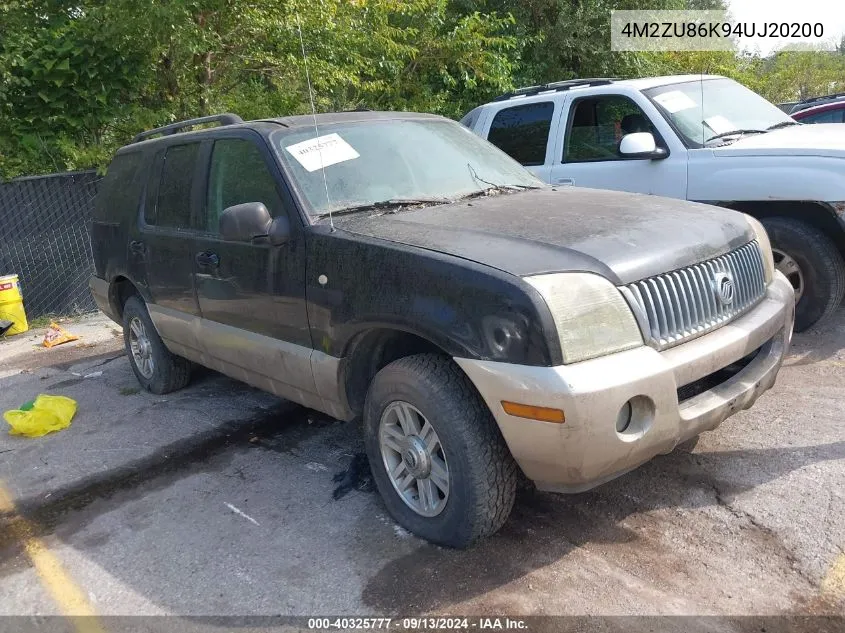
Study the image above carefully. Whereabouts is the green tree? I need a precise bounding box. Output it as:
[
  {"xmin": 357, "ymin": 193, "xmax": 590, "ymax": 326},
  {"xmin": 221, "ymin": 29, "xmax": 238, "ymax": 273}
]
[{"xmin": 0, "ymin": 0, "xmax": 519, "ymax": 179}]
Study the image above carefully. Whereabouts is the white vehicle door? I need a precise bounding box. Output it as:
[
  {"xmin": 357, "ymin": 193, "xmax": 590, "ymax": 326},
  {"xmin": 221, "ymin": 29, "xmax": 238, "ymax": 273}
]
[
  {"xmin": 549, "ymin": 92, "xmax": 687, "ymax": 198},
  {"xmin": 478, "ymin": 99, "xmax": 558, "ymax": 183}
]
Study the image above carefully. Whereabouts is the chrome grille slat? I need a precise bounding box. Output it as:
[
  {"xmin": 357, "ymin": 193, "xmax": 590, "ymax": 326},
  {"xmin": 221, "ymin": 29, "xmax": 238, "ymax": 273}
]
[
  {"xmin": 657, "ymin": 277, "xmax": 677, "ymax": 336},
  {"xmin": 739, "ymin": 249, "xmax": 754, "ymax": 305},
  {"xmin": 690, "ymin": 265, "xmax": 710, "ymax": 324},
  {"xmin": 732, "ymin": 251, "xmax": 747, "ymax": 306},
  {"xmin": 672, "ymin": 272, "xmax": 690, "ymax": 334},
  {"xmin": 647, "ymin": 278, "xmax": 668, "ymax": 340},
  {"xmin": 623, "ymin": 241, "xmax": 767, "ymax": 351},
  {"xmin": 678, "ymin": 269, "xmax": 697, "ymax": 327}
]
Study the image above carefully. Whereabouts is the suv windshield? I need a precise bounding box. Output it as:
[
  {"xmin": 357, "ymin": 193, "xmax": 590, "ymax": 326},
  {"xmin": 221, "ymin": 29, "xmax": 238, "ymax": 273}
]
[
  {"xmin": 644, "ymin": 78, "xmax": 796, "ymax": 146},
  {"xmin": 271, "ymin": 118, "xmax": 543, "ymax": 217}
]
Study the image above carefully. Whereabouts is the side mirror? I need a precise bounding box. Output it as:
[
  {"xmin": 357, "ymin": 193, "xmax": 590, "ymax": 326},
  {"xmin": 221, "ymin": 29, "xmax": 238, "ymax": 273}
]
[
  {"xmin": 267, "ymin": 215, "xmax": 291, "ymax": 246},
  {"xmin": 619, "ymin": 132, "xmax": 667, "ymax": 160},
  {"xmin": 219, "ymin": 202, "xmax": 272, "ymax": 242}
]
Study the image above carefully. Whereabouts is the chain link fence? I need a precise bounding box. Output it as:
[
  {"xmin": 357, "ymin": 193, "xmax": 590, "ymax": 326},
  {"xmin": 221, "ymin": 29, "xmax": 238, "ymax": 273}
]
[{"xmin": 0, "ymin": 170, "xmax": 102, "ymax": 319}]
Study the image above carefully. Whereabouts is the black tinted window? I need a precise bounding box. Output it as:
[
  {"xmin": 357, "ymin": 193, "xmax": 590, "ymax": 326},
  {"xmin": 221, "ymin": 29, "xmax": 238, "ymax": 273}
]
[
  {"xmin": 800, "ymin": 109, "xmax": 843, "ymax": 124},
  {"xmin": 487, "ymin": 102, "xmax": 553, "ymax": 166},
  {"xmin": 206, "ymin": 139, "xmax": 285, "ymax": 233},
  {"xmin": 144, "ymin": 150, "xmax": 164, "ymax": 225},
  {"xmin": 155, "ymin": 143, "xmax": 200, "ymax": 229},
  {"xmin": 93, "ymin": 152, "xmax": 143, "ymax": 222}
]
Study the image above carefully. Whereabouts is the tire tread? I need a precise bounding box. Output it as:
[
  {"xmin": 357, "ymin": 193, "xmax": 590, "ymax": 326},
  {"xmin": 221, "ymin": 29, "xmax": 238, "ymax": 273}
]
[
  {"xmin": 762, "ymin": 216, "xmax": 845, "ymax": 331},
  {"xmin": 365, "ymin": 353, "xmax": 517, "ymax": 547},
  {"xmin": 123, "ymin": 296, "xmax": 191, "ymax": 394}
]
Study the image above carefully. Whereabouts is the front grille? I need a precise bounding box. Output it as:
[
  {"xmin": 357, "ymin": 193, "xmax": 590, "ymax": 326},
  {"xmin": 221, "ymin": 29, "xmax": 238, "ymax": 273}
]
[{"xmin": 621, "ymin": 241, "xmax": 767, "ymax": 351}]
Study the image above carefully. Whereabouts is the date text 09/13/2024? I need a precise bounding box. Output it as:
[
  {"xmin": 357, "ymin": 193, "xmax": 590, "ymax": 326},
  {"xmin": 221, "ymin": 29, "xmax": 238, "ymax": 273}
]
[{"xmin": 307, "ymin": 617, "xmax": 528, "ymax": 630}]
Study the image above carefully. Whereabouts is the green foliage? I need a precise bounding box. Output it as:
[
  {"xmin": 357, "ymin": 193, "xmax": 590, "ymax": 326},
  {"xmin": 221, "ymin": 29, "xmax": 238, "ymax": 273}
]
[
  {"xmin": 0, "ymin": 0, "xmax": 519, "ymax": 178},
  {"xmin": 1, "ymin": 0, "xmax": 843, "ymax": 180}
]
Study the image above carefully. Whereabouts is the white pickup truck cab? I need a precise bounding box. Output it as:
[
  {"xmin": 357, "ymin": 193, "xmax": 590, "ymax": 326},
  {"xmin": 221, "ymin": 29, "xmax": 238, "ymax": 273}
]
[{"xmin": 462, "ymin": 75, "xmax": 845, "ymax": 331}]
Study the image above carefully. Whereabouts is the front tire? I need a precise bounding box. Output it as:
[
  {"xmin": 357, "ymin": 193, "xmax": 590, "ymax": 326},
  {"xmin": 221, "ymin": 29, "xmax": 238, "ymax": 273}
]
[
  {"xmin": 761, "ymin": 217, "xmax": 845, "ymax": 332},
  {"xmin": 123, "ymin": 296, "xmax": 191, "ymax": 394},
  {"xmin": 363, "ymin": 354, "xmax": 517, "ymax": 548}
]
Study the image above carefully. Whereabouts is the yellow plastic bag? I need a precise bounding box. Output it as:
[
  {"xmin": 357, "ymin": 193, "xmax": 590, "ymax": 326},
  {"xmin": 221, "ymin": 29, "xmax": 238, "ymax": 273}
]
[
  {"xmin": 3, "ymin": 395, "xmax": 78, "ymax": 438},
  {"xmin": 42, "ymin": 322, "xmax": 79, "ymax": 348}
]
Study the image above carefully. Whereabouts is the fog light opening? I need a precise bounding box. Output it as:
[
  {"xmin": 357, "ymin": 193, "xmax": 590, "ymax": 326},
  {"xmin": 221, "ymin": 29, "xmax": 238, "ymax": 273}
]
[
  {"xmin": 615, "ymin": 395, "xmax": 655, "ymax": 442},
  {"xmin": 615, "ymin": 402, "xmax": 632, "ymax": 433}
]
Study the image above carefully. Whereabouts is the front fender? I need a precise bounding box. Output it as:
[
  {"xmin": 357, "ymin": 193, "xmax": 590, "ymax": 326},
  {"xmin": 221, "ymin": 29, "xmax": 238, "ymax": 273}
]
[{"xmin": 305, "ymin": 227, "xmax": 560, "ymax": 366}]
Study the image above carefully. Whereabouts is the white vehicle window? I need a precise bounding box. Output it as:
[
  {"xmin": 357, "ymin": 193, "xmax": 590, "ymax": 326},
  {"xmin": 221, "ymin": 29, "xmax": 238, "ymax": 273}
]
[
  {"xmin": 644, "ymin": 78, "xmax": 796, "ymax": 146},
  {"xmin": 564, "ymin": 95, "xmax": 661, "ymax": 163}
]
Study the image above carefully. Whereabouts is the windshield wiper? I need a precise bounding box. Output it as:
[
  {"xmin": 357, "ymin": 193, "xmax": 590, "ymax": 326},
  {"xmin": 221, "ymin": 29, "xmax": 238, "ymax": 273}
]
[
  {"xmin": 314, "ymin": 197, "xmax": 449, "ymax": 219},
  {"xmin": 457, "ymin": 184, "xmax": 540, "ymax": 201},
  {"xmin": 767, "ymin": 120, "xmax": 799, "ymax": 130},
  {"xmin": 466, "ymin": 162, "xmax": 542, "ymax": 194},
  {"xmin": 704, "ymin": 129, "xmax": 767, "ymax": 144}
]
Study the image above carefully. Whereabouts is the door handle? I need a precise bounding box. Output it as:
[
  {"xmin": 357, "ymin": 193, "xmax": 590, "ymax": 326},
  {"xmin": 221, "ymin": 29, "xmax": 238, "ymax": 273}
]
[
  {"xmin": 195, "ymin": 251, "xmax": 220, "ymax": 267},
  {"xmin": 129, "ymin": 240, "xmax": 146, "ymax": 254},
  {"xmin": 556, "ymin": 178, "xmax": 575, "ymax": 186}
]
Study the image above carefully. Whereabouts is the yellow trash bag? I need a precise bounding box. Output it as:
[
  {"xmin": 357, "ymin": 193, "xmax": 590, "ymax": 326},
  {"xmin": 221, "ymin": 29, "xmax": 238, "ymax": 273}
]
[
  {"xmin": 3, "ymin": 394, "xmax": 78, "ymax": 438},
  {"xmin": 42, "ymin": 322, "xmax": 79, "ymax": 348}
]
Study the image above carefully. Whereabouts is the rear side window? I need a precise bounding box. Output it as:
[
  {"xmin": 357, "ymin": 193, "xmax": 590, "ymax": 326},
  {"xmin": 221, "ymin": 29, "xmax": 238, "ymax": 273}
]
[
  {"xmin": 487, "ymin": 102, "xmax": 554, "ymax": 166},
  {"xmin": 206, "ymin": 138, "xmax": 285, "ymax": 233},
  {"xmin": 154, "ymin": 143, "xmax": 200, "ymax": 229},
  {"xmin": 93, "ymin": 152, "xmax": 143, "ymax": 222},
  {"xmin": 799, "ymin": 109, "xmax": 844, "ymax": 124}
]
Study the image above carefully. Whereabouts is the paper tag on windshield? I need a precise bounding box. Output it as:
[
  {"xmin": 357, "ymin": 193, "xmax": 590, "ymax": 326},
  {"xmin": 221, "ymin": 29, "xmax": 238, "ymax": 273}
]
[
  {"xmin": 704, "ymin": 115, "xmax": 734, "ymax": 134},
  {"xmin": 653, "ymin": 90, "xmax": 696, "ymax": 113},
  {"xmin": 285, "ymin": 133, "xmax": 360, "ymax": 172}
]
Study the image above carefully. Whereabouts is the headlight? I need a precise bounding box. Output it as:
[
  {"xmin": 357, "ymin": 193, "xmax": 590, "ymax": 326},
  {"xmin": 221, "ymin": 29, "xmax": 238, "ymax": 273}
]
[
  {"xmin": 745, "ymin": 215, "xmax": 774, "ymax": 284},
  {"xmin": 525, "ymin": 273, "xmax": 643, "ymax": 364}
]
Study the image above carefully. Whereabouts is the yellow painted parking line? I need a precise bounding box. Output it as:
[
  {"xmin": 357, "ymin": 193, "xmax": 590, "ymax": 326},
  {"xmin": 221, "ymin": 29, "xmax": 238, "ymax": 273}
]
[
  {"xmin": 821, "ymin": 553, "xmax": 845, "ymax": 598},
  {"xmin": 0, "ymin": 483, "xmax": 105, "ymax": 633}
]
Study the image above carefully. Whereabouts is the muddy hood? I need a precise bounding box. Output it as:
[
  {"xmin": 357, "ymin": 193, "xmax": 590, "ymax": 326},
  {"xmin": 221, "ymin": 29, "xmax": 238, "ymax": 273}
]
[{"xmin": 337, "ymin": 188, "xmax": 754, "ymax": 285}]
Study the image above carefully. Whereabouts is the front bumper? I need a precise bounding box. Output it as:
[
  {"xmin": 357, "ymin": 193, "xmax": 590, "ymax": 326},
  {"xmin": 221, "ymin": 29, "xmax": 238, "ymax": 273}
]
[{"xmin": 456, "ymin": 271, "xmax": 795, "ymax": 493}]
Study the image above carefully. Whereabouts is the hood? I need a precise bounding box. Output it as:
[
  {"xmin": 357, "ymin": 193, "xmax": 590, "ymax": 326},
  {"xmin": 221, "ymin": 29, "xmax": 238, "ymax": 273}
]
[
  {"xmin": 336, "ymin": 188, "xmax": 754, "ymax": 285},
  {"xmin": 713, "ymin": 123, "xmax": 845, "ymax": 158}
]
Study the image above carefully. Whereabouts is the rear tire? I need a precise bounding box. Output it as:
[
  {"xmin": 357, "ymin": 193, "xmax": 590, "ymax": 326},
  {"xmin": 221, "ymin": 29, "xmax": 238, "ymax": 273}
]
[
  {"xmin": 363, "ymin": 354, "xmax": 517, "ymax": 548},
  {"xmin": 761, "ymin": 217, "xmax": 845, "ymax": 332},
  {"xmin": 122, "ymin": 296, "xmax": 191, "ymax": 394}
]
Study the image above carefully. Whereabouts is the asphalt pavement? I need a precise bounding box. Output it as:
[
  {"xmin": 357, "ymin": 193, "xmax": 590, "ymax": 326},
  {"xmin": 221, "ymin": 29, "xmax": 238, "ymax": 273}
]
[{"xmin": 0, "ymin": 311, "xmax": 843, "ymax": 623}]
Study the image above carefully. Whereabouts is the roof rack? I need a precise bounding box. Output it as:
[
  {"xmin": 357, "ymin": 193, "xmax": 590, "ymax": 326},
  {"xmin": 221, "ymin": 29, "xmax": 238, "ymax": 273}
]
[
  {"xmin": 492, "ymin": 78, "xmax": 617, "ymax": 102},
  {"xmin": 131, "ymin": 113, "xmax": 244, "ymax": 144},
  {"xmin": 791, "ymin": 92, "xmax": 845, "ymax": 113}
]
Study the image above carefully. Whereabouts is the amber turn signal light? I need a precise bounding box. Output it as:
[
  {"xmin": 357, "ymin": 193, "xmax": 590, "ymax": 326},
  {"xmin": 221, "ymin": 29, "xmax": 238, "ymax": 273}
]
[{"xmin": 501, "ymin": 401, "xmax": 565, "ymax": 423}]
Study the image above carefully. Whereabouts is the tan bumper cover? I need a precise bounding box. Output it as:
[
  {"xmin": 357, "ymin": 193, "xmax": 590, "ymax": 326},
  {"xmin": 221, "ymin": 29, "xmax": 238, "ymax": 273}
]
[{"xmin": 456, "ymin": 272, "xmax": 795, "ymax": 493}]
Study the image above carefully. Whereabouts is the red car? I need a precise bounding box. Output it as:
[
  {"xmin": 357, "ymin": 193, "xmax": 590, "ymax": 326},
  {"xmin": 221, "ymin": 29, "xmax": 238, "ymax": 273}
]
[{"xmin": 790, "ymin": 94, "xmax": 845, "ymax": 124}]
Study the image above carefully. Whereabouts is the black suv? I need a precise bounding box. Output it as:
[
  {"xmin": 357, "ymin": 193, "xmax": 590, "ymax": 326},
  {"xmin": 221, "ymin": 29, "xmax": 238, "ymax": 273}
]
[{"xmin": 90, "ymin": 111, "xmax": 793, "ymax": 547}]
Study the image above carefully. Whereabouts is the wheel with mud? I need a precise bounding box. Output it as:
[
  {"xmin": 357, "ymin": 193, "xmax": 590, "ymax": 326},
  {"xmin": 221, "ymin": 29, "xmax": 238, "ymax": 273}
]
[
  {"xmin": 761, "ymin": 217, "xmax": 845, "ymax": 332},
  {"xmin": 363, "ymin": 353, "xmax": 517, "ymax": 548},
  {"xmin": 122, "ymin": 296, "xmax": 191, "ymax": 394}
]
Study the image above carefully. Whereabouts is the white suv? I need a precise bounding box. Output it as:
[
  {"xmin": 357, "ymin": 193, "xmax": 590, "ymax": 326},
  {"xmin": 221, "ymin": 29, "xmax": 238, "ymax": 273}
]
[{"xmin": 462, "ymin": 75, "xmax": 845, "ymax": 331}]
